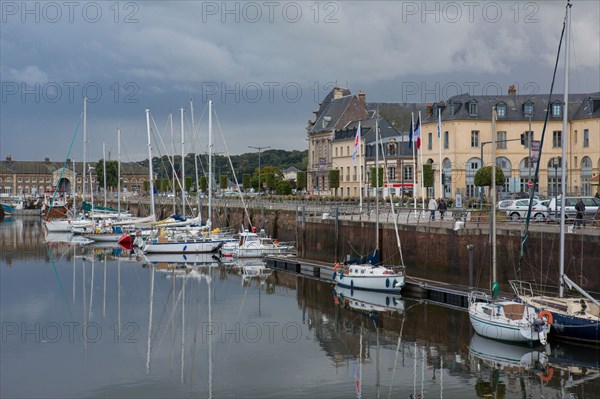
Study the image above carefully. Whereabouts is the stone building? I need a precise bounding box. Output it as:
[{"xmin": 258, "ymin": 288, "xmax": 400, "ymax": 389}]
[{"xmin": 0, "ymin": 156, "xmax": 150, "ymax": 197}]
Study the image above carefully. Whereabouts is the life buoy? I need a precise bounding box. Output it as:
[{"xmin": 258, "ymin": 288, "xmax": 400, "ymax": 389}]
[
  {"xmin": 539, "ymin": 310, "xmax": 553, "ymax": 325},
  {"xmin": 274, "ymin": 240, "xmax": 279, "ymax": 244},
  {"xmin": 539, "ymin": 367, "xmax": 554, "ymax": 382},
  {"xmin": 333, "ymin": 262, "xmax": 340, "ymax": 271}
]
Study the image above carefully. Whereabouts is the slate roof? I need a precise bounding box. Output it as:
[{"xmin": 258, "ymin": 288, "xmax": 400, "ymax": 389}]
[
  {"xmin": 422, "ymin": 92, "xmax": 600, "ymax": 123},
  {"xmin": 307, "ymin": 87, "xmax": 368, "ymax": 134}
]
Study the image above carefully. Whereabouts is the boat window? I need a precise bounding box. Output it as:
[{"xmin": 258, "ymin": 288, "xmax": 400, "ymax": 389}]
[
  {"xmin": 483, "ymin": 307, "xmax": 492, "ymax": 316},
  {"xmin": 361, "ymin": 270, "xmax": 365, "ymax": 274}
]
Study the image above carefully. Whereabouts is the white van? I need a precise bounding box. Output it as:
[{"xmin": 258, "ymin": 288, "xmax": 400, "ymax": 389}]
[{"xmin": 546, "ymin": 196, "xmax": 600, "ymax": 223}]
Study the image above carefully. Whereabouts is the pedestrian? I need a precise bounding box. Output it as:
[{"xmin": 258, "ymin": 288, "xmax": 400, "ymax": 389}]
[
  {"xmin": 428, "ymin": 197, "xmax": 438, "ymax": 220},
  {"xmin": 575, "ymin": 198, "xmax": 585, "ymax": 227},
  {"xmin": 439, "ymin": 198, "xmax": 447, "ymax": 220}
]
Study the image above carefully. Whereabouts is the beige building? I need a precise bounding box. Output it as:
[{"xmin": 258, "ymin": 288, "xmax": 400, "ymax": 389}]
[
  {"xmin": 418, "ymin": 91, "xmax": 600, "ymax": 199},
  {"xmin": 315, "ymin": 89, "xmax": 599, "ymax": 200}
]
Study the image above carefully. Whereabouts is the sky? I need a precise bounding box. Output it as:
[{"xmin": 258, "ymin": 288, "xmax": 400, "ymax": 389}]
[{"xmin": 1, "ymin": 1, "xmax": 599, "ymax": 163}]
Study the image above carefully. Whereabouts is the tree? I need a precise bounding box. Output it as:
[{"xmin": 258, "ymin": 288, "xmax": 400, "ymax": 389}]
[
  {"xmin": 276, "ymin": 180, "xmax": 292, "ymax": 195},
  {"xmin": 474, "ymin": 166, "xmax": 505, "ymax": 187},
  {"xmin": 265, "ymin": 173, "xmax": 275, "ymax": 192},
  {"xmin": 475, "ymin": 166, "xmax": 505, "ymax": 202},
  {"xmin": 185, "ymin": 176, "xmax": 192, "ymax": 192},
  {"xmin": 219, "ymin": 175, "xmax": 228, "ymax": 190},
  {"xmin": 296, "ymin": 171, "xmax": 306, "ymax": 191},
  {"xmin": 199, "ymin": 176, "xmax": 207, "ymax": 193},
  {"xmin": 95, "ymin": 159, "xmax": 119, "ymax": 189},
  {"xmin": 328, "ymin": 169, "xmax": 340, "ymax": 196},
  {"xmin": 370, "ymin": 167, "xmax": 383, "ymax": 189},
  {"xmin": 423, "ymin": 164, "xmax": 434, "ymax": 187},
  {"xmin": 242, "ymin": 174, "xmax": 251, "ymax": 191}
]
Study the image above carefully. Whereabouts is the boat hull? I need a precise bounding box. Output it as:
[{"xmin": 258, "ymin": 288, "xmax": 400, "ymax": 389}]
[
  {"xmin": 142, "ymin": 240, "xmax": 223, "ymax": 254},
  {"xmin": 333, "ymin": 272, "xmax": 404, "ymax": 294}
]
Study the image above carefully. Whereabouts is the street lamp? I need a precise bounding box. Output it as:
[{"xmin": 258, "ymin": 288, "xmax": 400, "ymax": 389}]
[{"xmin": 249, "ymin": 145, "xmax": 271, "ymax": 194}]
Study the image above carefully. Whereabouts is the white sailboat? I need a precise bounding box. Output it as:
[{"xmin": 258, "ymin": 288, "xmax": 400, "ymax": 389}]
[
  {"xmin": 332, "ymin": 116, "xmax": 405, "ymax": 293},
  {"xmin": 141, "ymin": 101, "xmax": 232, "ymax": 254},
  {"xmin": 510, "ymin": 0, "xmax": 599, "ymax": 344},
  {"xmin": 468, "ymin": 107, "xmax": 550, "ymax": 345}
]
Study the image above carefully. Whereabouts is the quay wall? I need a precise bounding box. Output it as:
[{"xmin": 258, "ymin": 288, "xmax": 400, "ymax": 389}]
[{"xmin": 109, "ymin": 199, "xmax": 600, "ymax": 294}]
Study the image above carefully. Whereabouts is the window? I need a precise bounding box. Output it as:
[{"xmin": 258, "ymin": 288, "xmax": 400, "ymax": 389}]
[
  {"xmin": 335, "ymin": 147, "xmax": 338, "ymax": 157},
  {"xmin": 469, "ymin": 102, "xmax": 478, "ymax": 116},
  {"xmin": 32, "ymin": 177, "xmax": 36, "ymax": 183},
  {"xmin": 449, "ymin": 104, "xmax": 455, "ymax": 115},
  {"xmin": 403, "ymin": 166, "xmax": 413, "ymax": 181},
  {"xmin": 497, "ymin": 131, "xmax": 507, "ymax": 149},
  {"xmin": 346, "ymin": 146, "xmax": 349, "ymax": 156},
  {"xmin": 17, "ymin": 177, "xmax": 22, "ymax": 182},
  {"xmin": 524, "ymin": 103, "xmax": 534, "ymax": 116},
  {"xmin": 552, "ymin": 131, "xmax": 561, "ymax": 148},
  {"xmin": 522, "ymin": 131, "xmax": 533, "ymax": 148},
  {"xmin": 25, "ymin": 177, "xmax": 30, "ymax": 183},
  {"xmin": 46, "ymin": 177, "xmax": 51, "ymax": 183},
  {"xmin": 443, "ymin": 131, "xmax": 449, "ymax": 149},
  {"xmin": 552, "ymin": 103, "xmax": 562, "ymax": 117},
  {"xmin": 428, "ymin": 132, "xmax": 433, "ymax": 150},
  {"xmin": 583, "ymin": 129, "xmax": 589, "ymax": 147},
  {"xmin": 353, "ymin": 166, "xmax": 357, "ymax": 181},
  {"xmin": 388, "ymin": 167, "xmax": 396, "ymax": 181},
  {"xmin": 471, "ymin": 130, "xmax": 479, "ymax": 147},
  {"xmin": 496, "ymin": 103, "xmax": 506, "ymax": 118},
  {"xmin": 388, "ymin": 140, "xmax": 397, "ymax": 156}
]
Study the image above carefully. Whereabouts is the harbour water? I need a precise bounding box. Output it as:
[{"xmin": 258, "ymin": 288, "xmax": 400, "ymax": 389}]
[{"xmin": 1, "ymin": 219, "xmax": 599, "ymax": 398}]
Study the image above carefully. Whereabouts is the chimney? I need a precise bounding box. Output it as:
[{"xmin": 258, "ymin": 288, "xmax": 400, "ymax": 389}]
[
  {"xmin": 6, "ymin": 155, "xmax": 12, "ymax": 162},
  {"xmin": 333, "ymin": 87, "xmax": 344, "ymax": 99},
  {"xmin": 358, "ymin": 90, "xmax": 366, "ymax": 104},
  {"xmin": 44, "ymin": 157, "xmax": 50, "ymax": 163},
  {"xmin": 508, "ymin": 84, "xmax": 517, "ymax": 95}
]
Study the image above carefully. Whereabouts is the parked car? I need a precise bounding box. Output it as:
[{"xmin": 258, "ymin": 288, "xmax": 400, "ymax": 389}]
[
  {"xmin": 546, "ymin": 196, "xmax": 600, "ymax": 224},
  {"xmin": 500, "ymin": 198, "xmax": 547, "ymax": 222}
]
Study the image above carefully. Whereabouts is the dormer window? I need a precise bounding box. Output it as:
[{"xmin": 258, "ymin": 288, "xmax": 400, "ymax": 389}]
[
  {"xmin": 496, "ymin": 103, "xmax": 506, "ymax": 118},
  {"xmin": 552, "ymin": 102, "xmax": 562, "ymax": 118},
  {"xmin": 449, "ymin": 104, "xmax": 455, "ymax": 115},
  {"xmin": 523, "ymin": 102, "xmax": 534, "ymax": 116},
  {"xmin": 322, "ymin": 116, "xmax": 332, "ymax": 128},
  {"xmin": 469, "ymin": 101, "xmax": 478, "ymax": 116}
]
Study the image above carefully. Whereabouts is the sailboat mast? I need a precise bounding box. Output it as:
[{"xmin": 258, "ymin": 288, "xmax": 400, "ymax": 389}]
[
  {"xmin": 190, "ymin": 99, "xmax": 201, "ymax": 220},
  {"xmin": 72, "ymin": 157, "xmax": 76, "ymax": 216},
  {"xmin": 83, "ymin": 97, "xmax": 87, "ymax": 203},
  {"xmin": 180, "ymin": 108, "xmax": 185, "ymax": 219},
  {"xmin": 491, "ymin": 107, "xmax": 498, "ymax": 298},
  {"xmin": 170, "ymin": 113, "xmax": 176, "ymax": 215},
  {"xmin": 375, "ymin": 115, "xmax": 380, "ymax": 254},
  {"xmin": 117, "ymin": 128, "xmax": 121, "ymax": 218},
  {"xmin": 559, "ymin": 0, "xmax": 571, "ymax": 298},
  {"xmin": 146, "ymin": 109, "xmax": 156, "ymax": 220},
  {"xmin": 208, "ymin": 100, "xmax": 213, "ymax": 228},
  {"xmin": 103, "ymin": 141, "xmax": 107, "ymax": 207}
]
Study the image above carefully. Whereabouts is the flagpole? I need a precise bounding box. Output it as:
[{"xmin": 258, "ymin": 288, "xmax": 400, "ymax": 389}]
[
  {"xmin": 411, "ymin": 113, "xmax": 417, "ymax": 214},
  {"xmin": 358, "ymin": 121, "xmax": 363, "ymax": 213},
  {"xmin": 438, "ymin": 108, "xmax": 443, "ymax": 199},
  {"xmin": 419, "ymin": 111, "xmax": 425, "ymax": 210}
]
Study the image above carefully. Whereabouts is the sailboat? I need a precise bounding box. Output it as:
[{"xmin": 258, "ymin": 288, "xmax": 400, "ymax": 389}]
[
  {"xmin": 332, "ymin": 117, "xmax": 405, "ymax": 293},
  {"xmin": 468, "ymin": 107, "xmax": 550, "ymax": 345},
  {"xmin": 141, "ymin": 101, "xmax": 233, "ymax": 254},
  {"xmin": 510, "ymin": 0, "xmax": 599, "ymax": 344}
]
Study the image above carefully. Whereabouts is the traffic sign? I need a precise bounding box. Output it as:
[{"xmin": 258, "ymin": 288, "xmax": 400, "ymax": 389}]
[{"xmin": 528, "ymin": 181, "xmax": 534, "ymax": 187}]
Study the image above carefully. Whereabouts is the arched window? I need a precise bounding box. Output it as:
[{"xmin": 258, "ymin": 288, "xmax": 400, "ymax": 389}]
[
  {"xmin": 442, "ymin": 158, "xmax": 452, "ymax": 198},
  {"xmin": 496, "ymin": 157, "xmax": 511, "ymax": 193},
  {"xmin": 465, "ymin": 157, "xmax": 482, "ymax": 198},
  {"xmin": 547, "ymin": 157, "xmax": 562, "ymax": 197},
  {"xmin": 581, "ymin": 156, "xmax": 593, "ymax": 196}
]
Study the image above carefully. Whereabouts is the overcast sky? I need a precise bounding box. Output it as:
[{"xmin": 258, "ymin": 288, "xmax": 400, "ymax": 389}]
[{"xmin": 1, "ymin": 1, "xmax": 598, "ymax": 163}]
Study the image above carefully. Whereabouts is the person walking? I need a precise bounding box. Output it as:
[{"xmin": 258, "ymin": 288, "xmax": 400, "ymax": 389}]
[
  {"xmin": 575, "ymin": 198, "xmax": 585, "ymax": 227},
  {"xmin": 428, "ymin": 197, "xmax": 438, "ymax": 221},
  {"xmin": 439, "ymin": 198, "xmax": 447, "ymax": 220}
]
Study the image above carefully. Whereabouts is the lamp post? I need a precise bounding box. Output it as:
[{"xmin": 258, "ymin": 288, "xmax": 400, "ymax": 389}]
[
  {"xmin": 249, "ymin": 145, "xmax": 271, "ymax": 194},
  {"xmin": 526, "ymin": 112, "xmax": 533, "ymax": 195}
]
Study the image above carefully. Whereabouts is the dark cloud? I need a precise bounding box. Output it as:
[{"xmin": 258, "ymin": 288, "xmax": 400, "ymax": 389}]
[{"xmin": 1, "ymin": 1, "xmax": 598, "ymax": 161}]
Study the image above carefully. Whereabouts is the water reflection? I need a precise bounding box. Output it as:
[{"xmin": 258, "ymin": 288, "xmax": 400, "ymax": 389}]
[{"xmin": 1, "ymin": 220, "xmax": 599, "ymax": 398}]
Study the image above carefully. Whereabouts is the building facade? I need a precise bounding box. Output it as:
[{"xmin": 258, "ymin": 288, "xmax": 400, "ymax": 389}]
[
  {"xmin": 313, "ymin": 88, "xmax": 600, "ymax": 200},
  {"xmin": 0, "ymin": 156, "xmax": 150, "ymax": 197}
]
